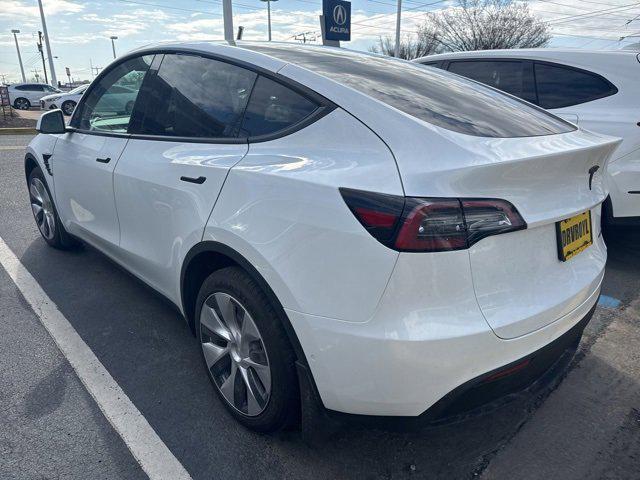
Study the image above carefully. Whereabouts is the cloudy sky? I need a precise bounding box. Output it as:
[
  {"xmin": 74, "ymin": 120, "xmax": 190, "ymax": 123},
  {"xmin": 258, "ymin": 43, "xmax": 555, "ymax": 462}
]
[{"xmin": 1, "ymin": 0, "xmax": 639, "ymax": 83}]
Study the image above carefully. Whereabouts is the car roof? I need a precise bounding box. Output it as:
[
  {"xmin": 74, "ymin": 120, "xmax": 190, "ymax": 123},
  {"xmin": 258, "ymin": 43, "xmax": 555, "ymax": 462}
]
[
  {"xmin": 129, "ymin": 40, "xmax": 392, "ymax": 72},
  {"xmin": 414, "ymin": 48, "xmax": 639, "ymax": 64}
]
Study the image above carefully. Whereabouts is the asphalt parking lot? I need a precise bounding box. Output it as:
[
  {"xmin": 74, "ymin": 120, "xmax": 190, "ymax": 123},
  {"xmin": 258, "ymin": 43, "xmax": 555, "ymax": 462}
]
[{"xmin": 0, "ymin": 133, "xmax": 638, "ymax": 480}]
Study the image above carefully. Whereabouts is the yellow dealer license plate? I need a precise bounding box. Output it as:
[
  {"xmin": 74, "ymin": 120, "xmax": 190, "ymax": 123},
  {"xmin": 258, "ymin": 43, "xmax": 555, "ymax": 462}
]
[{"xmin": 556, "ymin": 210, "xmax": 593, "ymax": 262}]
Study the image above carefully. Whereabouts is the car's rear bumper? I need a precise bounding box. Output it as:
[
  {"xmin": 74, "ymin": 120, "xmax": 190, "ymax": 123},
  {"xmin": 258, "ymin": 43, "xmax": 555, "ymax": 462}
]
[
  {"xmin": 318, "ymin": 300, "xmax": 595, "ymax": 428},
  {"xmin": 288, "ymin": 249, "xmax": 603, "ymax": 417}
]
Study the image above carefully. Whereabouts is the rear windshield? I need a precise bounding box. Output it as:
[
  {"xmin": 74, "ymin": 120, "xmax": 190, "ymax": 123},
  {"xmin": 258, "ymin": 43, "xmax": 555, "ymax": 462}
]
[{"xmin": 244, "ymin": 44, "xmax": 575, "ymax": 138}]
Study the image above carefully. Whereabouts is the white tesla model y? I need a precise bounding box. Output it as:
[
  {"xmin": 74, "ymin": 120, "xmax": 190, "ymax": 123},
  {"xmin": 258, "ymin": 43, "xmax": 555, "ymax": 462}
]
[{"xmin": 25, "ymin": 42, "xmax": 620, "ymax": 432}]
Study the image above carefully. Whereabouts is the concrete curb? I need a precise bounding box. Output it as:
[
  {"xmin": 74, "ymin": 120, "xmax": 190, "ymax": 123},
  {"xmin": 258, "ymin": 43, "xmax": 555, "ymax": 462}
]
[{"xmin": 0, "ymin": 127, "xmax": 37, "ymax": 135}]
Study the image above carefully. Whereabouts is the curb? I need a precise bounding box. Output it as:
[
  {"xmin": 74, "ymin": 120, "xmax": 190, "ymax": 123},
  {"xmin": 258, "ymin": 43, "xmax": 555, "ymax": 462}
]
[{"xmin": 0, "ymin": 127, "xmax": 37, "ymax": 135}]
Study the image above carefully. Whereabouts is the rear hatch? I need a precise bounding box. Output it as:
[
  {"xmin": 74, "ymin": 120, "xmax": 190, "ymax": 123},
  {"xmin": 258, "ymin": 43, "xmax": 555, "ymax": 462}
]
[{"xmin": 393, "ymin": 128, "xmax": 620, "ymax": 339}]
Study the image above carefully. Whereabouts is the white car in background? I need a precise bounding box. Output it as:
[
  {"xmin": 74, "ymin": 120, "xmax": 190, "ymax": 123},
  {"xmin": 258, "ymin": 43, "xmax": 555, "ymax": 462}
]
[
  {"xmin": 40, "ymin": 84, "xmax": 89, "ymax": 116},
  {"xmin": 414, "ymin": 49, "xmax": 640, "ymax": 227},
  {"xmin": 26, "ymin": 43, "xmax": 619, "ymax": 432},
  {"xmin": 8, "ymin": 83, "xmax": 61, "ymax": 110}
]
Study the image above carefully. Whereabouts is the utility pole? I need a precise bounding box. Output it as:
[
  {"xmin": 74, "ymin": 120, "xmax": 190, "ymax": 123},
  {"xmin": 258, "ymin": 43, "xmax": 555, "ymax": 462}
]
[
  {"xmin": 37, "ymin": 31, "xmax": 49, "ymax": 84},
  {"xmin": 394, "ymin": 0, "xmax": 402, "ymax": 58},
  {"xmin": 223, "ymin": 0, "xmax": 234, "ymax": 42},
  {"xmin": 37, "ymin": 0, "xmax": 57, "ymax": 86},
  {"xmin": 11, "ymin": 30, "xmax": 26, "ymax": 83},
  {"xmin": 110, "ymin": 36, "xmax": 118, "ymax": 59},
  {"xmin": 260, "ymin": 0, "xmax": 278, "ymax": 41}
]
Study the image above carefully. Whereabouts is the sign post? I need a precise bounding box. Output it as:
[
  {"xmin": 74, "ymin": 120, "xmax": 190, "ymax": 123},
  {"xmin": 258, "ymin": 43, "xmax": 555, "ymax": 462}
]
[{"xmin": 321, "ymin": 0, "xmax": 351, "ymax": 46}]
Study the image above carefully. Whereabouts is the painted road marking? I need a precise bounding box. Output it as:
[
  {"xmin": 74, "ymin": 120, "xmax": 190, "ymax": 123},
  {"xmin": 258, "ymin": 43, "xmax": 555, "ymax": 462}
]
[
  {"xmin": 0, "ymin": 146, "xmax": 27, "ymax": 150},
  {"xmin": 0, "ymin": 236, "xmax": 192, "ymax": 480},
  {"xmin": 598, "ymin": 295, "xmax": 622, "ymax": 309}
]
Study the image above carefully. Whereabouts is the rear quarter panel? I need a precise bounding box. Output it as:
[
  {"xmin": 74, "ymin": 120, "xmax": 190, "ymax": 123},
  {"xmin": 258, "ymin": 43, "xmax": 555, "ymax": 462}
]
[{"xmin": 205, "ymin": 108, "xmax": 403, "ymax": 322}]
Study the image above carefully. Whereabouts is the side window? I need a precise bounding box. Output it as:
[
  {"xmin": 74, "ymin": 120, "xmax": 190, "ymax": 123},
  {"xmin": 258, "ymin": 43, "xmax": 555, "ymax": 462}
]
[
  {"xmin": 75, "ymin": 55, "xmax": 153, "ymax": 133},
  {"xmin": 240, "ymin": 76, "xmax": 318, "ymax": 137},
  {"xmin": 135, "ymin": 54, "xmax": 256, "ymax": 138},
  {"xmin": 534, "ymin": 62, "xmax": 617, "ymax": 109},
  {"xmin": 421, "ymin": 61, "xmax": 444, "ymax": 69},
  {"xmin": 448, "ymin": 60, "xmax": 525, "ymax": 98}
]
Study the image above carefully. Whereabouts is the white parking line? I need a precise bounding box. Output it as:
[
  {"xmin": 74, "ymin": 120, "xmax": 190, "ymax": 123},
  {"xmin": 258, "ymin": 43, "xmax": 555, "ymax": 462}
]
[
  {"xmin": 0, "ymin": 236, "xmax": 193, "ymax": 480},
  {"xmin": 0, "ymin": 146, "xmax": 27, "ymax": 150}
]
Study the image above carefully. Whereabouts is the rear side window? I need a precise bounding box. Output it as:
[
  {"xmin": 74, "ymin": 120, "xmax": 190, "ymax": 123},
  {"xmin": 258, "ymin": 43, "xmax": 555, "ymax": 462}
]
[
  {"xmin": 534, "ymin": 62, "xmax": 617, "ymax": 109},
  {"xmin": 240, "ymin": 76, "xmax": 318, "ymax": 137},
  {"xmin": 136, "ymin": 54, "xmax": 256, "ymax": 138},
  {"xmin": 448, "ymin": 61, "xmax": 525, "ymax": 99},
  {"xmin": 245, "ymin": 45, "xmax": 575, "ymax": 138}
]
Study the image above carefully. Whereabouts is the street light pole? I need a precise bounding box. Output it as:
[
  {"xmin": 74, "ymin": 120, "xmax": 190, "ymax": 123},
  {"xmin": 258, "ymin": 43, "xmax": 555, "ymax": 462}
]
[
  {"xmin": 260, "ymin": 0, "xmax": 278, "ymax": 41},
  {"xmin": 11, "ymin": 29, "xmax": 26, "ymax": 83},
  {"xmin": 223, "ymin": 0, "xmax": 234, "ymax": 42},
  {"xmin": 394, "ymin": 0, "xmax": 402, "ymax": 58},
  {"xmin": 110, "ymin": 36, "xmax": 118, "ymax": 59},
  {"xmin": 37, "ymin": 0, "xmax": 57, "ymax": 86}
]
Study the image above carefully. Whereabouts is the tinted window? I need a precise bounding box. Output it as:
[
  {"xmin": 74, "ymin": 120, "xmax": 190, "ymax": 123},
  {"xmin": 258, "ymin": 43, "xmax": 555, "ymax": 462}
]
[
  {"xmin": 75, "ymin": 55, "xmax": 153, "ymax": 133},
  {"xmin": 421, "ymin": 61, "xmax": 444, "ymax": 69},
  {"xmin": 245, "ymin": 44, "xmax": 574, "ymax": 138},
  {"xmin": 240, "ymin": 76, "xmax": 318, "ymax": 137},
  {"xmin": 16, "ymin": 85, "xmax": 43, "ymax": 91},
  {"xmin": 448, "ymin": 61, "xmax": 524, "ymax": 98},
  {"xmin": 135, "ymin": 54, "xmax": 256, "ymax": 138},
  {"xmin": 534, "ymin": 63, "xmax": 617, "ymax": 109}
]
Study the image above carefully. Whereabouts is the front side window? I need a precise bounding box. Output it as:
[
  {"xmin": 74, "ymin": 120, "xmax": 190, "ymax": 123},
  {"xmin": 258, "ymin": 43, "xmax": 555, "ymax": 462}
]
[
  {"xmin": 75, "ymin": 55, "xmax": 153, "ymax": 133},
  {"xmin": 534, "ymin": 62, "xmax": 617, "ymax": 109},
  {"xmin": 448, "ymin": 60, "xmax": 525, "ymax": 99},
  {"xmin": 240, "ymin": 76, "xmax": 318, "ymax": 137},
  {"xmin": 135, "ymin": 54, "xmax": 256, "ymax": 138}
]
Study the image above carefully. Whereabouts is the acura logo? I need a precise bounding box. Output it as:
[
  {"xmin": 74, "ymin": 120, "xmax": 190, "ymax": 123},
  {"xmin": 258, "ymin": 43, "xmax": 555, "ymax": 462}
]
[{"xmin": 333, "ymin": 4, "xmax": 347, "ymax": 25}]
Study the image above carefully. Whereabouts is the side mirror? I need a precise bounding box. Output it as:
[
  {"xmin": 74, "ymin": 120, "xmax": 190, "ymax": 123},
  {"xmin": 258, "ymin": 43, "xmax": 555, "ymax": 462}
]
[{"xmin": 36, "ymin": 109, "xmax": 66, "ymax": 134}]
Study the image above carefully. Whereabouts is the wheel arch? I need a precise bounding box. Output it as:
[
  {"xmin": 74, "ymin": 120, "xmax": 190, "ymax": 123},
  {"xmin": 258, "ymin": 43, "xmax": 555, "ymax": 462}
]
[
  {"xmin": 24, "ymin": 153, "xmax": 40, "ymax": 183},
  {"xmin": 180, "ymin": 241, "xmax": 310, "ymax": 368}
]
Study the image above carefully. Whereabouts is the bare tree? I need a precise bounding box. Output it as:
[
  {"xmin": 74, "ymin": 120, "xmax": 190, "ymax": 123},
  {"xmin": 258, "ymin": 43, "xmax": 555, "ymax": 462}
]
[
  {"xmin": 369, "ymin": 31, "xmax": 442, "ymax": 60},
  {"xmin": 421, "ymin": 0, "xmax": 550, "ymax": 52}
]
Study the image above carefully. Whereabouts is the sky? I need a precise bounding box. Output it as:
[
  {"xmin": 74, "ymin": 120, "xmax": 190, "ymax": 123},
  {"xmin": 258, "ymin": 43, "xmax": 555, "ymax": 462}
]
[{"xmin": 1, "ymin": 0, "xmax": 640, "ymax": 84}]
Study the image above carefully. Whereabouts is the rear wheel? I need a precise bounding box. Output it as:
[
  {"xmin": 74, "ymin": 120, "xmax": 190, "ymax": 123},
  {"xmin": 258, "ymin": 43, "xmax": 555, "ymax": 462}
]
[
  {"xmin": 28, "ymin": 166, "xmax": 79, "ymax": 249},
  {"xmin": 14, "ymin": 97, "xmax": 30, "ymax": 110},
  {"xmin": 61, "ymin": 100, "xmax": 76, "ymax": 116},
  {"xmin": 195, "ymin": 267, "xmax": 298, "ymax": 432}
]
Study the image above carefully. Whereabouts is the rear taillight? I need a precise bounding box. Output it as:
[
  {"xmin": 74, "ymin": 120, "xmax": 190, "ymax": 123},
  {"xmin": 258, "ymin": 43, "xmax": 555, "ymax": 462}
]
[{"xmin": 340, "ymin": 188, "xmax": 526, "ymax": 252}]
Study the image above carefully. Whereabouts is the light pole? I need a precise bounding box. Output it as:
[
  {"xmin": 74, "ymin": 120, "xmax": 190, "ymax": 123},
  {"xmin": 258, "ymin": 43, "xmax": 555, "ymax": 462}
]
[
  {"xmin": 110, "ymin": 36, "xmax": 118, "ymax": 59},
  {"xmin": 394, "ymin": 0, "xmax": 402, "ymax": 58},
  {"xmin": 37, "ymin": 0, "xmax": 57, "ymax": 86},
  {"xmin": 11, "ymin": 29, "xmax": 26, "ymax": 83},
  {"xmin": 260, "ymin": 0, "xmax": 278, "ymax": 41}
]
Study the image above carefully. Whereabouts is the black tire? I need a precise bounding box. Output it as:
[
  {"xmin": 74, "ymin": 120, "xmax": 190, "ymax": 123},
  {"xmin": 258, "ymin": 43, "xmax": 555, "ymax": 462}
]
[
  {"xmin": 195, "ymin": 266, "xmax": 298, "ymax": 432},
  {"xmin": 601, "ymin": 195, "xmax": 614, "ymax": 242},
  {"xmin": 13, "ymin": 97, "xmax": 30, "ymax": 110},
  {"xmin": 61, "ymin": 100, "xmax": 76, "ymax": 116},
  {"xmin": 28, "ymin": 166, "xmax": 80, "ymax": 250}
]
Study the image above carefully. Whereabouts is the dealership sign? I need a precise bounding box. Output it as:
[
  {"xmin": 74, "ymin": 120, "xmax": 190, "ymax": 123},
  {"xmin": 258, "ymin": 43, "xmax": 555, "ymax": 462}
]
[{"xmin": 323, "ymin": 0, "xmax": 351, "ymax": 42}]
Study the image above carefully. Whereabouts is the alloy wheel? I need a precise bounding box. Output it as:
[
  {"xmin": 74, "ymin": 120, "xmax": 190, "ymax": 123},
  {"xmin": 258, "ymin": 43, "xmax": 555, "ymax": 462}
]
[
  {"xmin": 62, "ymin": 101, "xmax": 76, "ymax": 116},
  {"xmin": 15, "ymin": 98, "xmax": 29, "ymax": 110},
  {"xmin": 29, "ymin": 177, "xmax": 56, "ymax": 241},
  {"xmin": 200, "ymin": 292, "xmax": 271, "ymax": 417}
]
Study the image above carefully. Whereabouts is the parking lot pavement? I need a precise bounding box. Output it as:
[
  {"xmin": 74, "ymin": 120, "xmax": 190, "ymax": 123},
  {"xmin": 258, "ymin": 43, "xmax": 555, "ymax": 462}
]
[{"xmin": 1, "ymin": 134, "xmax": 639, "ymax": 480}]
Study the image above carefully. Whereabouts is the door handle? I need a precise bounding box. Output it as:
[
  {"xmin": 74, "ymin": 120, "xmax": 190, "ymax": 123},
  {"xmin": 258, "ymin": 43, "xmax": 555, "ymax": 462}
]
[
  {"xmin": 180, "ymin": 176, "xmax": 206, "ymax": 184},
  {"xmin": 96, "ymin": 157, "xmax": 111, "ymax": 163}
]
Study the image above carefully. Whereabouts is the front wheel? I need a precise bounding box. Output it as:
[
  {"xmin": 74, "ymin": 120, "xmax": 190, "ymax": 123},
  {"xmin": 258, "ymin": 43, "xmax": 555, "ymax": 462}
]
[
  {"xmin": 28, "ymin": 166, "xmax": 79, "ymax": 249},
  {"xmin": 195, "ymin": 267, "xmax": 299, "ymax": 432},
  {"xmin": 61, "ymin": 100, "xmax": 77, "ymax": 116}
]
